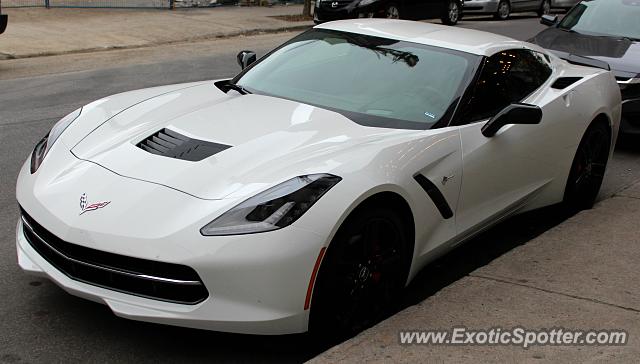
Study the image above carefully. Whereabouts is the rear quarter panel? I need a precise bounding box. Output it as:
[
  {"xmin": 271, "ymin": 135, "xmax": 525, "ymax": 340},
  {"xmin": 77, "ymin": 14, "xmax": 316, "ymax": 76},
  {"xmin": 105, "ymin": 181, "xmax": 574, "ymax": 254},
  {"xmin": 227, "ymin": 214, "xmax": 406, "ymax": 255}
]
[{"xmin": 520, "ymin": 59, "xmax": 621, "ymax": 211}]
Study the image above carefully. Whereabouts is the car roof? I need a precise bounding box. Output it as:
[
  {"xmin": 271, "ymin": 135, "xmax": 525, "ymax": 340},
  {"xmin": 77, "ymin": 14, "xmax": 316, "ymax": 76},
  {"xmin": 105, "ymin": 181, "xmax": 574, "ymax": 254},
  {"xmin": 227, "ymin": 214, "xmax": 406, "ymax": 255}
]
[{"xmin": 315, "ymin": 19, "xmax": 541, "ymax": 56}]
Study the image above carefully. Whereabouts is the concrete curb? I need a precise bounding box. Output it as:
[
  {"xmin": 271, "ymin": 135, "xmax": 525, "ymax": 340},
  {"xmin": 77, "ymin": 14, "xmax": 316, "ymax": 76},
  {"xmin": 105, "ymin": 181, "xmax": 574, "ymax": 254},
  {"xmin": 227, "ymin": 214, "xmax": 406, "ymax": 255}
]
[{"xmin": 0, "ymin": 24, "xmax": 312, "ymax": 60}]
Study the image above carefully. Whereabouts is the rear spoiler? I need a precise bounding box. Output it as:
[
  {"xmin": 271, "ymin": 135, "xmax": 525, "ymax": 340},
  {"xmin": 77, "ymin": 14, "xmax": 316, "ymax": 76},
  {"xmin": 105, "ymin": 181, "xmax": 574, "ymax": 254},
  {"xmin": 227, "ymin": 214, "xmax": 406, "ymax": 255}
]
[{"xmin": 550, "ymin": 50, "xmax": 611, "ymax": 71}]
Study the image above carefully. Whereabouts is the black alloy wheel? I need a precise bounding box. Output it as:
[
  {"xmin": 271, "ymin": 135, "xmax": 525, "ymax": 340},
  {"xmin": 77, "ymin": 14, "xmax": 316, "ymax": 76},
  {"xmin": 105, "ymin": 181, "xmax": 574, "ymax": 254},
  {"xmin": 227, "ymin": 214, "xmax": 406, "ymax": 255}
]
[
  {"xmin": 310, "ymin": 206, "xmax": 409, "ymax": 337},
  {"xmin": 563, "ymin": 122, "xmax": 611, "ymax": 211}
]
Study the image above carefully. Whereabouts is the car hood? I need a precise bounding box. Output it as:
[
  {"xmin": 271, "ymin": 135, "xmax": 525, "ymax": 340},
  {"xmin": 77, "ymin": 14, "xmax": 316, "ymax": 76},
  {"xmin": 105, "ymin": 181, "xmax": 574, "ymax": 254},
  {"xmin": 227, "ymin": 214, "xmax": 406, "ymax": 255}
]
[
  {"xmin": 531, "ymin": 27, "xmax": 640, "ymax": 77},
  {"xmin": 71, "ymin": 82, "xmax": 411, "ymax": 200}
]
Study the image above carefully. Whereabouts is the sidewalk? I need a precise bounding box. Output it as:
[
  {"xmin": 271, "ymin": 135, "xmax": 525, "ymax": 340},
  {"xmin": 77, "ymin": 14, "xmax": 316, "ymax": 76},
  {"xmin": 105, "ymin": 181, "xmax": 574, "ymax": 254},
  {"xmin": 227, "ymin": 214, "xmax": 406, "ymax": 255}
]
[
  {"xmin": 0, "ymin": 5, "xmax": 313, "ymax": 59},
  {"xmin": 310, "ymin": 182, "xmax": 640, "ymax": 363}
]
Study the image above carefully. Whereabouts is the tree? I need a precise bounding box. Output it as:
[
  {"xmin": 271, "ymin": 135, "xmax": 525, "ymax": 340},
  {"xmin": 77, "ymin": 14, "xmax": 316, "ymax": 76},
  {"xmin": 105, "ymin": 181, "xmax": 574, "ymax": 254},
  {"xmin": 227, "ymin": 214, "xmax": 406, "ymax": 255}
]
[{"xmin": 303, "ymin": 0, "xmax": 312, "ymax": 17}]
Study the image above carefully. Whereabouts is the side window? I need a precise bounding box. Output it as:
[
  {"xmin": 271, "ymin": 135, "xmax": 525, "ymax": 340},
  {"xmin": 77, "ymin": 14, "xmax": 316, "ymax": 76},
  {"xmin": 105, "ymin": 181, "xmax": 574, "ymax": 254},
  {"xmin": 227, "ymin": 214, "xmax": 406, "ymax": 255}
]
[{"xmin": 459, "ymin": 49, "xmax": 552, "ymax": 124}]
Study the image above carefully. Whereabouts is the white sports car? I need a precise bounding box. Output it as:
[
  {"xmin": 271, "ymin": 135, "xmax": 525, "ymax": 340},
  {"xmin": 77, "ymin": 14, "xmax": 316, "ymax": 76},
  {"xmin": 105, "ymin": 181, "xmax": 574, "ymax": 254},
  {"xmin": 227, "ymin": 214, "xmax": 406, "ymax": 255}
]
[{"xmin": 16, "ymin": 20, "xmax": 621, "ymax": 335}]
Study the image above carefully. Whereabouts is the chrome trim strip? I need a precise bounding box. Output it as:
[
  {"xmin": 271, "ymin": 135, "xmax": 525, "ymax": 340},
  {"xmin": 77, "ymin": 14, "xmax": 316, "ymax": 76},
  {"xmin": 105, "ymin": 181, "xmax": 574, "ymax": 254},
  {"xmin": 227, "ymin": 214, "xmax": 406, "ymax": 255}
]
[
  {"xmin": 21, "ymin": 216, "xmax": 202, "ymax": 286},
  {"xmin": 621, "ymin": 97, "xmax": 640, "ymax": 105},
  {"xmin": 617, "ymin": 78, "xmax": 640, "ymax": 85}
]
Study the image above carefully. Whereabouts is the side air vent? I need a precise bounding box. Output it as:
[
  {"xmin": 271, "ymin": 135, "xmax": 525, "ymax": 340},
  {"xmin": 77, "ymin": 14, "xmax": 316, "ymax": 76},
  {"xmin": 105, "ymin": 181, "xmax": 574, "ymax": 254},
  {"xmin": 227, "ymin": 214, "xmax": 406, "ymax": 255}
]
[
  {"xmin": 551, "ymin": 77, "xmax": 582, "ymax": 89},
  {"xmin": 414, "ymin": 174, "xmax": 454, "ymax": 220},
  {"xmin": 137, "ymin": 128, "xmax": 231, "ymax": 162}
]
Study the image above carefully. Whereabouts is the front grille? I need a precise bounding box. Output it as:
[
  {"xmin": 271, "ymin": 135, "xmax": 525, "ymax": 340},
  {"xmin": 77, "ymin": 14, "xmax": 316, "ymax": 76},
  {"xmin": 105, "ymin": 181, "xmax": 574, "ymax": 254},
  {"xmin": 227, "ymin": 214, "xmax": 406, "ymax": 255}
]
[
  {"xmin": 620, "ymin": 84, "xmax": 640, "ymax": 101},
  {"xmin": 622, "ymin": 99, "xmax": 640, "ymax": 128},
  {"xmin": 137, "ymin": 128, "xmax": 231, "ymax": 162},
  {"xmin": 319, "ymin": 0, "xmax": 353, "ymax": 9},
  {"xmin": 20, "ymin": 209, "xmax": 209, "ymax": 305}
]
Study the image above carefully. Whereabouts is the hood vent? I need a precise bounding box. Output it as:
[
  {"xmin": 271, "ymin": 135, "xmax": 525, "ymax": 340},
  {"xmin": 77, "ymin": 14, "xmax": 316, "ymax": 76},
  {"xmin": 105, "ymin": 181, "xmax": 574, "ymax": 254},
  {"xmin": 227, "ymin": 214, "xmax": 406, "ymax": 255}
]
[
  {"xmin": 137, "ymin": 128, "xmax": 231, "ymax": 162},
  {"xmin": 551, "ymin": 77, "xmax": 582, "ymax": 89}
]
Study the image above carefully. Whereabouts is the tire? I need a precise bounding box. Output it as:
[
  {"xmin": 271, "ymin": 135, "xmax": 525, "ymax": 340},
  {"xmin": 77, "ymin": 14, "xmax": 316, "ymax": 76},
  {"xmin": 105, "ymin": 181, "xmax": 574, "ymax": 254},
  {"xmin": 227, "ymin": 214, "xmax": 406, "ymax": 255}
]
[
  {"xmin": 494, "ymin": 0, "xmax": 510, "ymax": 20},
  {"xmin": 441, "ymin": 0, "xmax": 461, "ymax": 25},
  {"xmin": 309, "ymin": 206, "xmax": 410, "ymax": 337},
  {"xmin": 385, "ymin": 3, "xmax": 401, "ymax": 19},
  {"xmin": 563, "ymin": 121, "xmax": 611, "ymax": 212},
  {"xmin": 537, "ymin": 0, "xmax": 551, "ymax": 16}
]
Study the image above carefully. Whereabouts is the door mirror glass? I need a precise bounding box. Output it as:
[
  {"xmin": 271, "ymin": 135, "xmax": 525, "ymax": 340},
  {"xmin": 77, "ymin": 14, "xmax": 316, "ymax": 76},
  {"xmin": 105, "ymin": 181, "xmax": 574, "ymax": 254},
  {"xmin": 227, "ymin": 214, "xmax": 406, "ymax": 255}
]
[
  {"xmin": 481, "ymin": 103, "xmax": 543, "ymax": 137},
  {"xmin": 237, "ymin": 50, "xmax": 257, "ymax": 70}
]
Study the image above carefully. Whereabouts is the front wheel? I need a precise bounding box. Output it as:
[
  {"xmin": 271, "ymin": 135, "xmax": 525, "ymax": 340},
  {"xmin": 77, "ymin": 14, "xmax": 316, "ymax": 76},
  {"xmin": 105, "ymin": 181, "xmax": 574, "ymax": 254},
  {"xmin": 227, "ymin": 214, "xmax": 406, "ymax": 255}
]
[
  {"xmin": 563, "ymin": 122, "xmax": 611, "ymax": 212},
  {"xmin": 309, "ymin": 207, "xmax": 410, "ymax": 337},
  {"xmin": 441, "ymin": 0, "xmax": 461, "ymax": 25},
  {"xmin": 538, "ymin": 0, "xmax": 551, "ymax": 16}
]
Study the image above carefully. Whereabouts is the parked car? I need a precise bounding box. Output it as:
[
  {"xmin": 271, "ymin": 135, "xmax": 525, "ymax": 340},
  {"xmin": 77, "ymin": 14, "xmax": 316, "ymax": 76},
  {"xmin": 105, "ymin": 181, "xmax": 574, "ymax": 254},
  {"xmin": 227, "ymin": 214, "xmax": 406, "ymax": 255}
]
[
  {"xmin": 314, "ymin": 0, "xmax": 464, "ymax": 25},
  {"xmin": 530, "ymin": 0, "xmax": 639, "ymax": 134},
  {"xmin": 463, "ymin": 0, "xmax": 578, "ymax": 20},
  {"xmin": 17, "ymin": 19, "xmax": 620, "ymax": 335},
  {"xmin": 0, "ymin": 0, "xmax": 8, "ymax": 35}
]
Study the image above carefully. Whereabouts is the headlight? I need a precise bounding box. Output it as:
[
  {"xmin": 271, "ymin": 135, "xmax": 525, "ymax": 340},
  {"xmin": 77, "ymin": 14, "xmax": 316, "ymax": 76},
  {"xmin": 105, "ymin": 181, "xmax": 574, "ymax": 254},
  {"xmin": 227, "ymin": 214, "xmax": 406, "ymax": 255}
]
[
  {"xmin": 201, "ymin": 174, "xmax": 341, "ymax": 236},
  {"xmin": 30, "ymin": 108, "xmax": 82, "ymax": 174},
  {"xmin": 359, "ymin": 0, "xmax": 377, "ymax": 6}
]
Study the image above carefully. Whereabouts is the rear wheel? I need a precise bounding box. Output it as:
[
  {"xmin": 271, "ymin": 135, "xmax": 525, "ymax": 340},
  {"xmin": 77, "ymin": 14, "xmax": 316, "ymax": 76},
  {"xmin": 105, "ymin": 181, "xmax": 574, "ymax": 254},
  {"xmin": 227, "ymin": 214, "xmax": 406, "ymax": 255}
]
[
  {"xmin": 563, "ymin": 121, "xmax": 611, "ymax": 212},
  {"xmin": 441, "ymin": 0, "xmax": 461, "ymax": 25},
  {"xmin": 538, "ymin": 0, "xmax": 551, "ymax": 16},
  {"xmin": 494, "ymin": 0, "xmax": 510, "ymax": 20},
  {"xmin": 385, "ymin": 3, "xmax": 401, "ymax": 19},
  {"xmin": 309, "ymin": 207, "xmax": 409, "ymax": 337}
]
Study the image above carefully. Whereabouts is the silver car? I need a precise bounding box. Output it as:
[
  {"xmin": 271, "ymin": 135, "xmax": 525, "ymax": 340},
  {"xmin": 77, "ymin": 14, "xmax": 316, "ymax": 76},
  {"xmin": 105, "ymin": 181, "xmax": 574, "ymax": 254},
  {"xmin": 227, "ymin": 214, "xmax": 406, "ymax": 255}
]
[{"xmin": 463, "ymin": 0, "xmax": 578, "ymax": 20}]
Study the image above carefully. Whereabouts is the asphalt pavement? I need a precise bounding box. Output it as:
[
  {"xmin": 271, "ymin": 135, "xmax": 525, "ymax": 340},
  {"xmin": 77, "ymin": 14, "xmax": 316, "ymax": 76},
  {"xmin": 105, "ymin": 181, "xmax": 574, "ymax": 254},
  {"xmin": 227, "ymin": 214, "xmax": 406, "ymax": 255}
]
[{"xmin": 1, "ymin": 16, "xmax": 639, "ymax": 363}]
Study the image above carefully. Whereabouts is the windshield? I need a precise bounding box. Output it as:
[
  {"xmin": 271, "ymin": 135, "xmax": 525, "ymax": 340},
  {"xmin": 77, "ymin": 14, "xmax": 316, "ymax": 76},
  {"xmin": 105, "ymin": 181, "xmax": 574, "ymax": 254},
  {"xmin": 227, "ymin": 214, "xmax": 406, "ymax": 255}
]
[
  {"xmin": 234, "ymin": 29, "xmax": 478, "ymax": 130},
  {"xmin": 559, "ymin": 0, "xmax": 640, "ymax": 40}
]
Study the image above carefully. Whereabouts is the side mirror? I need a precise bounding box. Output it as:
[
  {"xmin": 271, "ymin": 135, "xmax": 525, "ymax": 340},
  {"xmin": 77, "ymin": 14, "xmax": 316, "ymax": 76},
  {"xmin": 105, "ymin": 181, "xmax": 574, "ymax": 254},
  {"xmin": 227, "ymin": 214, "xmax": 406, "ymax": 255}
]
[
  {"xmin": 540, "ymin": 14, "xmax": 558, "ymax": 26},
  {"xmin": 481, "ymin": 103, "xmax": 543, "ymax": 138},
  {"xmin": 237, "ymin": 50, "xmax": 257, "ymax": 70}
]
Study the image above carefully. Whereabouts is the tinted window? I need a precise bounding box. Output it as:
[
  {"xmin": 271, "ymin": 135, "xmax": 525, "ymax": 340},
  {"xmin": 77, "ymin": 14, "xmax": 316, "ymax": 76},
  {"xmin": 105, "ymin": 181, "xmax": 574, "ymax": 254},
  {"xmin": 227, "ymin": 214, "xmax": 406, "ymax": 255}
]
[
  {"xmin": 235, "ymin": 29, "xmax": 479, "ymax": 130},
  {"xmin": 458, "ymin": 49, "xmax": 552, "ymax": 124},
  {"xmin": 559, "ymin": 0, "xmax": 640, "ymax": 40}
]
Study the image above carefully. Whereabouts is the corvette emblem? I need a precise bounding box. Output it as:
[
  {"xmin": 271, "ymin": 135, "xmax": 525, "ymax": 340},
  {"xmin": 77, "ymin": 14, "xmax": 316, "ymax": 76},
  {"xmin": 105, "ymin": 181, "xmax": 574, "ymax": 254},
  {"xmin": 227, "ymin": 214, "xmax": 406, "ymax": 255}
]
[
  {"xmin": 331, "ymin": 1, "xmax": 338, "ymax": 7},
  {"xmin": 79, "ymin": 193, "xmax": 111, "ymax": 215}
]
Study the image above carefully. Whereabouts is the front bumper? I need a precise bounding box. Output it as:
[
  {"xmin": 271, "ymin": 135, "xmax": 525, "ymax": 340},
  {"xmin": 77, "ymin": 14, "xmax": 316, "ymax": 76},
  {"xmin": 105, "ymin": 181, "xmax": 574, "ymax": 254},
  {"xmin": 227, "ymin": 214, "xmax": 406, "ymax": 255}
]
[
  {"xmin": 619, "ymin": 80, "xmax": 640, "ymax": 135},
  {"xmin": 463, "ymin": 0, "xmax": 498, "ymax": 14},
  {"xmin": 0, "ymin": 14, "xmax": 7, "ymax": 35},
  {"xmin": 620, "ymin": 98, "xmax": 640, "ymax": 135},
  {"xmin": 16, "ymin": 158, "xmax": 329, "ymax": 334}
]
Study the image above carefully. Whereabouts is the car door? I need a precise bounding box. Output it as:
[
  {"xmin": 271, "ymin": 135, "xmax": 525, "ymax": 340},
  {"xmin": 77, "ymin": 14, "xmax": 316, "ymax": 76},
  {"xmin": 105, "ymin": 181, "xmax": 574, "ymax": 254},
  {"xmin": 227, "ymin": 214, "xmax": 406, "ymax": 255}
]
[
  {"xmin": 408, "ymin": 0, "xmax": 445, "ymax": 20},
  {"xmin": 451, "ymin": 49, "xmax": 555, "ymax": 240},
  {"xmin": 511, "ymin": 0, "xmax": 531, "ymax": 11}
]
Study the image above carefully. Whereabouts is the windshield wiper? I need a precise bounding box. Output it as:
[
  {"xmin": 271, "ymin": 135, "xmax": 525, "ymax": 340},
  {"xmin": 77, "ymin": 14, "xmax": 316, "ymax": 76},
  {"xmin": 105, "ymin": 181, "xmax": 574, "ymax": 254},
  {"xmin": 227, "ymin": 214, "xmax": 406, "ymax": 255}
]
[
  {"xmin": 559, "ymin": 28, "xmax": 580, "ymax": 34},
  {"xmin": 214, "ymin": 80, "xmax": 251, "ymax": 95}
]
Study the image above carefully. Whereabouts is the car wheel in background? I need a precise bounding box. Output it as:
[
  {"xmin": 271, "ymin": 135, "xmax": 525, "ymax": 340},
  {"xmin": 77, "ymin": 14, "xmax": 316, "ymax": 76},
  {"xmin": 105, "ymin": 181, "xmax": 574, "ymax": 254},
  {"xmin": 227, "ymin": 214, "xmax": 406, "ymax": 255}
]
[
  {"xmin": 494, "ymin": 0, "xmax": 511, "ymax": 20},
  {"xmin": 538, "ymin": 0, "xmax": 551, "ymax": 16},
  {"xmin": 309, "ymin": 206, "xmax": 410, "ymax": 337},
  {"xmin": 441, "ymin": 0, "xmax": 461, "ymax": 25},
  {"xmin": 385, "ymin": 3, "xmax": 401, "ymax": 19},
  {"xmin": 563, "ymin": 121, "xmax": 611, "ymax": 212}
]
